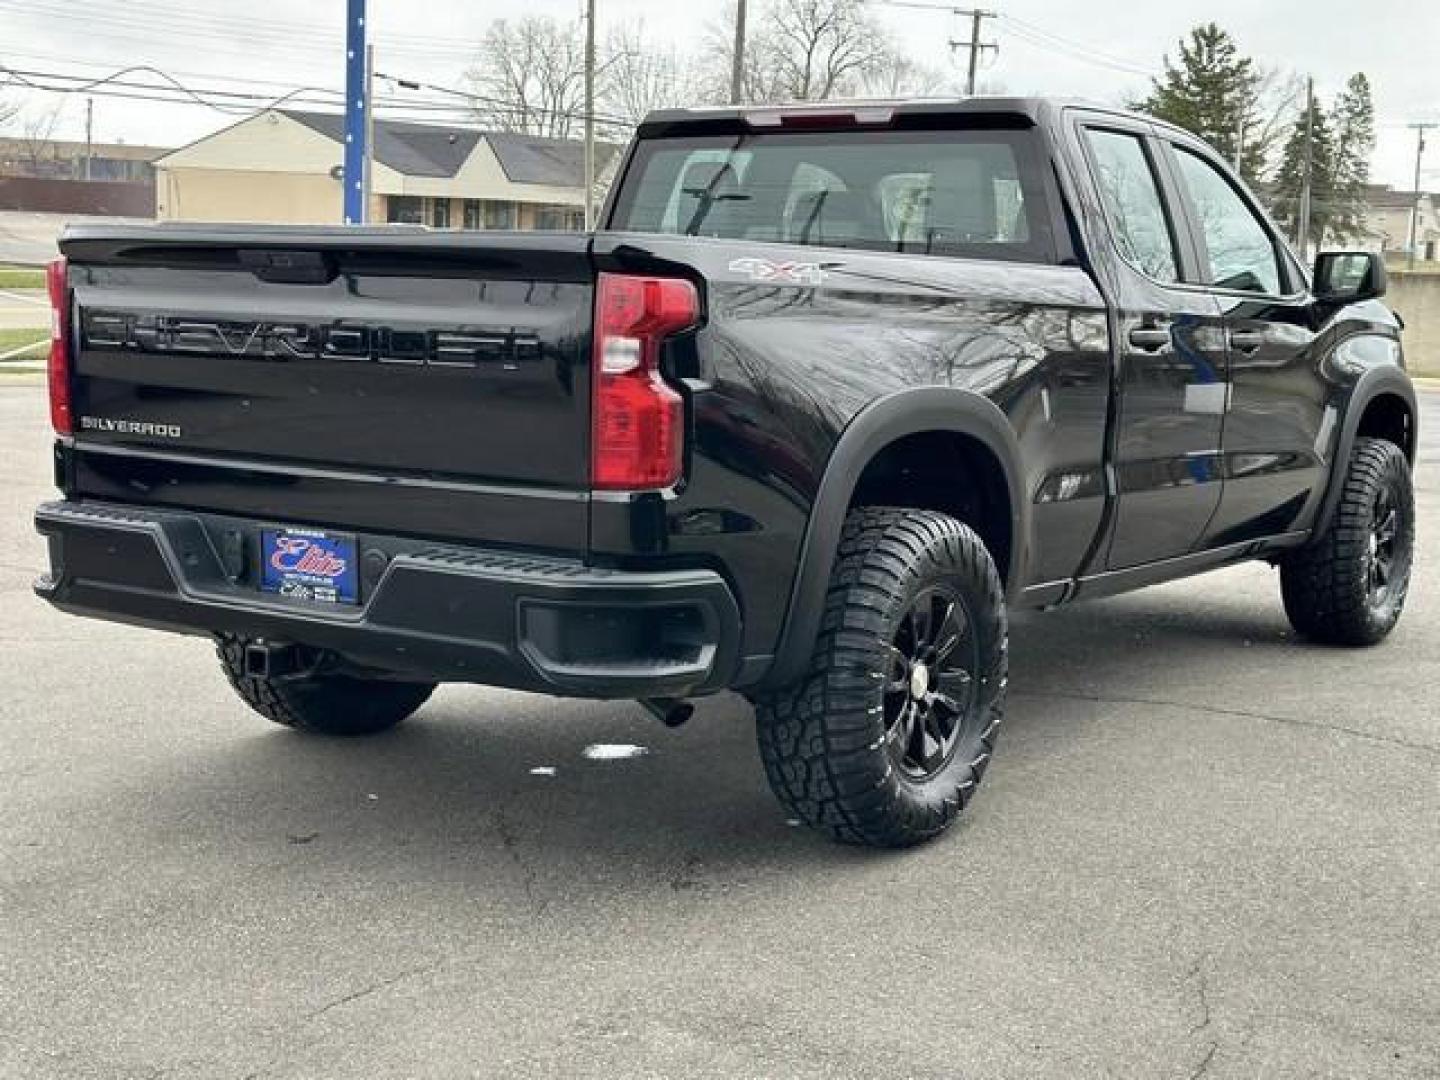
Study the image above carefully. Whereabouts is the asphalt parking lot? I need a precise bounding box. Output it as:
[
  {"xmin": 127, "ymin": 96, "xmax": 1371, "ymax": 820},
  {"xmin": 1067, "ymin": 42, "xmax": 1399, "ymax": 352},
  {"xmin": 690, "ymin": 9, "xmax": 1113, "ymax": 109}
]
[
  {"xmin": 2, "ymin": 380, "xmax": 1437, "ymax": 1079},
  {"xmin": 0, "ymin": 288, "xmax": 47, "ymax": 335}
]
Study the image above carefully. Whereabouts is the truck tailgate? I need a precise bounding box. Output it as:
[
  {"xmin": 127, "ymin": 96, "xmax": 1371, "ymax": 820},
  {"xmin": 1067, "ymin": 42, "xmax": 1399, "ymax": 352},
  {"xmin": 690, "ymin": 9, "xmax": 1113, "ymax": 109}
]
[{"xmin": 60, "ymin": 227, "xmax": 594, "ymax": 549}]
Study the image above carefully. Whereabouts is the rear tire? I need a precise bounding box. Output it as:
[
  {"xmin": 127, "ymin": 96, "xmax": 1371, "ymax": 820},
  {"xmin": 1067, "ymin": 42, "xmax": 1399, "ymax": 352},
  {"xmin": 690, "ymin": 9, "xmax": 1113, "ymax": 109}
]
[
  {"xmin": 217, "ymin": 637, "xmax": 436, "ymax": 735},
  {"xmin": 754, "ymin": 507, "xmax": 1007, "ymax": 848},
  {"xmin": 1280, "ymin": 437, "xmax": 1414, "ymax": 646}
]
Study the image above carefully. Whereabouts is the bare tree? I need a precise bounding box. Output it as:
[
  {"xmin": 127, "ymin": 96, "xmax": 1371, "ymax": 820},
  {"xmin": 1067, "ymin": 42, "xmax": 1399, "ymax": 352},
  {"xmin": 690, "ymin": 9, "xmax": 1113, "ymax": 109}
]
[
  {"xmin": 763, "ymin": 0, "xmax": 893, "ymax": 101},
  {"xmin": 1249, "ymin": 68, "xmax": 1305, "ymax": 177},
  {"xmin": 857, "ymin": 55, "xmax": 951, "ymax": 99},
  {"xmin": 465, "ymin": 17, "xmax": 587, "ymax": 139},
  {"xmin": 702, "ymin": 0, "xmax": 909, "ymax": 105},
  {"xmin": 17, "ymin": 102, "xmax": 64, "ymax": 176},
  {"xmin": 693, "ymin": 5, "xmax": 766, "ymax": 106},
  {"xmin": 600, "ymin": 22, "xmax": 698, "ymax": 132},
  {"xmin": 469, "ymin": 2, "xmax": 945, "ymax": 145}
]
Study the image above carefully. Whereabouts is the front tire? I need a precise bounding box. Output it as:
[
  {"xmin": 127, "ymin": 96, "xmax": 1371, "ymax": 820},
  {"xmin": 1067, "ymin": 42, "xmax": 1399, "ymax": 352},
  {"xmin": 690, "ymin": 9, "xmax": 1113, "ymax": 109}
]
[
  {"xmin": 1280, "ymin": 437, "xmax": 1414, "ymax": 646},
  {"xmin": 755, "ymin": 508, "xmax": 1007, "ymax": 848},
  {"xmin": 217, "ymin": 637, "xmax": 436, "ymax": 735}
]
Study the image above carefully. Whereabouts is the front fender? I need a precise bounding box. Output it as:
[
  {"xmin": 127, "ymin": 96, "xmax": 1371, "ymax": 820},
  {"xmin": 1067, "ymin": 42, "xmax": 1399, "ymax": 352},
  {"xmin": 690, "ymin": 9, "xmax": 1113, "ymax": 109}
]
[
  {"xmin": 1309, "ymin": 341, "xmax": 1416, "ymax": 541},
  {"xmin": 759, "ymin": 387, "xmax": 1027, "ymax": 691}
]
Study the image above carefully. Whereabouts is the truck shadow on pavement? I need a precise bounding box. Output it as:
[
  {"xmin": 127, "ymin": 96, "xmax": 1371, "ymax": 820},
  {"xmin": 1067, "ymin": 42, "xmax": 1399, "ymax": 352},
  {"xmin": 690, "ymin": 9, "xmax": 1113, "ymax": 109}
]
[{"xmin": 90, "ymin": 580, "xmax": 1321, "ymax": 911}]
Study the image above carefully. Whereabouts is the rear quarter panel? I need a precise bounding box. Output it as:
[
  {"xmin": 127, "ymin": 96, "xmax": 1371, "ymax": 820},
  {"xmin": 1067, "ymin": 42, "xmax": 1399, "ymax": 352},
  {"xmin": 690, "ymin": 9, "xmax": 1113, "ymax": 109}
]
[{"xmin": 591, "ymin": 233, "xmax": 1112, "ymax": 673}]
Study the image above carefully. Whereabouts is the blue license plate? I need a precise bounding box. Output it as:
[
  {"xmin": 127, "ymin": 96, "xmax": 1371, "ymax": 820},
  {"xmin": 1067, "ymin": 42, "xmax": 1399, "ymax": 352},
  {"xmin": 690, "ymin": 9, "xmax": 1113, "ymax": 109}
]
[{"xmin": 260, "ymin": 528, "xmax": 359, "ymax": 604}]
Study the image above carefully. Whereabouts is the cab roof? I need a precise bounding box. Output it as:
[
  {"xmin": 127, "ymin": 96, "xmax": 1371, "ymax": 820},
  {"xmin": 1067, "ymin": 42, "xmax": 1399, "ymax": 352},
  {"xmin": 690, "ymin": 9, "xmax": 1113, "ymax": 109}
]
[{"xmin": 636, "ymin": 97, "xmax": 1174, "ymax": 139}]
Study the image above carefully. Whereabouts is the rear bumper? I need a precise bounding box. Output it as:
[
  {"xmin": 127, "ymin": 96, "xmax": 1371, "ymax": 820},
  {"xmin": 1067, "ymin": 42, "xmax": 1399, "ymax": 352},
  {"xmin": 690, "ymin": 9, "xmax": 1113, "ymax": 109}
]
[{"xmin": 34, "ymin": 500, "xmax": 742, "ymax": 698}]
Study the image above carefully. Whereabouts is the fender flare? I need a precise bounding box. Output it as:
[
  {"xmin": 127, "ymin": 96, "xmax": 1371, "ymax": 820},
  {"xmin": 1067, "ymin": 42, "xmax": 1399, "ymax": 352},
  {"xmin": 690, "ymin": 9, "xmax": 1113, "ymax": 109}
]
[
  {"xmin": 1310, "ymin": 362, "xmax": 1417, "ymax": 541},
  {"xmin": 759, "ymin": 387, "xmax": 1028, "ymax": 691}
]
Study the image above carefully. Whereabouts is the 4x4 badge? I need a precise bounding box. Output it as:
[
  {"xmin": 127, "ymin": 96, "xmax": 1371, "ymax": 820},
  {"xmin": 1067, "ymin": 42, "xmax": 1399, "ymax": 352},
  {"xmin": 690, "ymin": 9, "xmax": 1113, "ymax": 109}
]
[{"xmin": 728, "ymin": 257, "xmax": 826, "ymax": 286}]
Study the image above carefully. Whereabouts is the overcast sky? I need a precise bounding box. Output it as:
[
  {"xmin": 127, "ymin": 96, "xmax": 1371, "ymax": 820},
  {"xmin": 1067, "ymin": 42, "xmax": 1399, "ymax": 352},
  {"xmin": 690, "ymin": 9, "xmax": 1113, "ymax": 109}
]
[{"xmin": 1, "ymin": 0, "xmax": 1436, "ymax": 189}]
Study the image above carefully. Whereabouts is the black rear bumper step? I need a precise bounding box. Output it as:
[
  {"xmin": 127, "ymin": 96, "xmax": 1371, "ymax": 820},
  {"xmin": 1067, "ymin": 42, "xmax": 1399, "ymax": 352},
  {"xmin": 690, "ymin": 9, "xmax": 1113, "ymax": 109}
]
[{"xmin": 34, "ymin": 500, "xmax": 741, "ymax": 698}]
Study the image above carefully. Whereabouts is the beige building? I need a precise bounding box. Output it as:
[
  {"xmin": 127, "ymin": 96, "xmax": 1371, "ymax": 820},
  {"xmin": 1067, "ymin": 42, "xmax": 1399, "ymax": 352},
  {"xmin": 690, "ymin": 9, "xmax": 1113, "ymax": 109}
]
[
  {"xmin": 154, "ymin": 109, "xmax": 617, "ymax": 229},
  {"xmin": 1360, "ymin": 185, "xmax": 1440, "ymax": 261}
]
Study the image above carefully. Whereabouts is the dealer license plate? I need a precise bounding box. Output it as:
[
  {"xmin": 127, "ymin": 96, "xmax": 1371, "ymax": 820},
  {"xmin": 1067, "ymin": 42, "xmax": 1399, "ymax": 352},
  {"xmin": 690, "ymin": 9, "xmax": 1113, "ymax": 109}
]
[{"xmin": 260, "ymin": 527, "xmax": 359, "ymax": 605}]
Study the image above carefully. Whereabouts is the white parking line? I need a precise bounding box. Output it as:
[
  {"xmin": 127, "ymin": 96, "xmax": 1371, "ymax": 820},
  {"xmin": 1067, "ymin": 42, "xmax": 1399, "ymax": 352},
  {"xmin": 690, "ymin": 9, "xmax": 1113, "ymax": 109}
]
[
  {"xmin": 0, "ymin": 289, "xmax": 46, "ymax": 306},
  {"xmin": 0, "ymin": 340, "xmax": 46, "ymax": 361}
]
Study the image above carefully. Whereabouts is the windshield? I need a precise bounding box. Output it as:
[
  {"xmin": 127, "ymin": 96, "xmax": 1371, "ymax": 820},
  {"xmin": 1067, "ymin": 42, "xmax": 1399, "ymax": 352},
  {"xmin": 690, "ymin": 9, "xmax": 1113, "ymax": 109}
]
[{"xmin": 608, "ymin": 126, "xmax": 1055, "ymax": 263}]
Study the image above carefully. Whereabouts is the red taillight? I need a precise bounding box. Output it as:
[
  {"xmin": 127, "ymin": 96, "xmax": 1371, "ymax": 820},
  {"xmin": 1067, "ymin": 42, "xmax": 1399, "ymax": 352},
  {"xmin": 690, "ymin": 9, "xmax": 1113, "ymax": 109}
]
[
  {"xmin": 591, "ymin": 272, "xmax": 698, "ymax": 490},
  {"xmin": 46, "ymin": 256, "xmax": 72, "ymax": 435}
]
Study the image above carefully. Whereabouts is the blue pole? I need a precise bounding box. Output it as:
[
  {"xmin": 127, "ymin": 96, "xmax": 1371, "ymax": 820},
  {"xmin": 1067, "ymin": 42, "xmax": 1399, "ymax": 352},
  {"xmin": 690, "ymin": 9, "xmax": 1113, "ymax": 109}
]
[{"xmin": 342, "ymin": 0, "xmax": 367, "ymax": 224}]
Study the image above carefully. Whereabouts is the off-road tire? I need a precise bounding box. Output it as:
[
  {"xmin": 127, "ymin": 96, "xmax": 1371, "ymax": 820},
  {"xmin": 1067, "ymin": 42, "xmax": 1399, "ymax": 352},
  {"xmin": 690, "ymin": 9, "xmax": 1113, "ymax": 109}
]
[
  {"xmin": 1280, "ymin": 437, "xmax": 1414, "ymax": 646},
  {"xmin": 217, "ymin": 637, "xmax": 436, "ymax": 735},
  {"xmin": 754, "ymin": 507, "xmax": 1007, "ymax": 848}
]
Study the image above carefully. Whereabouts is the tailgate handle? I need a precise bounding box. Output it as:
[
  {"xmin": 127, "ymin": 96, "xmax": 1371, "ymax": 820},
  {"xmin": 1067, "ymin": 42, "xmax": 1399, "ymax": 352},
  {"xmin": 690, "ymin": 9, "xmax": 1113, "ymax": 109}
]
[{"xmin": 238, "ymin": 249, "xmax": 336, "ymax": 285}]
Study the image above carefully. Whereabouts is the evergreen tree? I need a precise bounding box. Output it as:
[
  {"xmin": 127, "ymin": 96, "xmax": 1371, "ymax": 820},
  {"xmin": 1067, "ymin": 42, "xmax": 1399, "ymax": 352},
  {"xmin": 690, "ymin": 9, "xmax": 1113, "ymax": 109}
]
[
  {"xmin": 1327, "ymin": 73, "xmax": 1376, "ymax": 244},
  {"xmin": 1133, "ymin": 23, "xmax": 1268, "ymax": 183},
  {"xmin": 1270, "ymin": 75, "xmax": 1373, "ymax": 250},
  {"xmin": 1271, "ymin": 97, "xmax": 1336, "ymax": 248}
]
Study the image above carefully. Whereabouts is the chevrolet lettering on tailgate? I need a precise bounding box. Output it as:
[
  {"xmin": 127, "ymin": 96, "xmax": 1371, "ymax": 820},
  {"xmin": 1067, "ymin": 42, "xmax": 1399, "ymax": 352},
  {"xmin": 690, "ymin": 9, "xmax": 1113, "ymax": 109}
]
[{"xmin": 81, "ymin": 311, "xmax": 543, "ymax": 369}]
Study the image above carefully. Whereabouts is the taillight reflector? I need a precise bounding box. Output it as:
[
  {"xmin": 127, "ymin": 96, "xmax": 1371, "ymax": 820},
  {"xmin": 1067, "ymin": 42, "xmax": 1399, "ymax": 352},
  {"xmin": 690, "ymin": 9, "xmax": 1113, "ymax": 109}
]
[
  {"xmin": 591, "ymin": 273, "xmax": 698, "ymax": 490},
  {"xmin": 46, "ymin": 256, "xmax": 72, "ymax": 435}
]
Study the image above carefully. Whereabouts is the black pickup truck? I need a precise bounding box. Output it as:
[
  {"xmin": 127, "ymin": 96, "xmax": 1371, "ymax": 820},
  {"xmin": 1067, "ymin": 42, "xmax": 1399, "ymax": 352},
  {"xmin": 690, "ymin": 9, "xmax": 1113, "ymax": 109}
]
[{"xmin": 35, "ymin": 98, "xmax": 1417, "ymax": 847}]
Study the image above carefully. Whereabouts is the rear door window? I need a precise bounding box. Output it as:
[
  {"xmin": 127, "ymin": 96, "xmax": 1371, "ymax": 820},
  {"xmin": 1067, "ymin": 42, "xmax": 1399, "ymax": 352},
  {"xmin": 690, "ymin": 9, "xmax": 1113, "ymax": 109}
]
[
  {"xmin": 609, "ymin": 127, "xmax": 1055, "ymax": 263},
  {"xmin": 1083, "ymin": 128, "xmax": 1181, "ymax": 284}
]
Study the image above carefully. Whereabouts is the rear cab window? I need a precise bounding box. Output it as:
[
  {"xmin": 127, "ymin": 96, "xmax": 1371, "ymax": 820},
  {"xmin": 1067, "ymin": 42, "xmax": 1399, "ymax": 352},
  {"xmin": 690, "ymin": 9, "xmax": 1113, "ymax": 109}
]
[{"xmin": 608, "ymin": 123, "xmax": 1057, "ymax": 264}]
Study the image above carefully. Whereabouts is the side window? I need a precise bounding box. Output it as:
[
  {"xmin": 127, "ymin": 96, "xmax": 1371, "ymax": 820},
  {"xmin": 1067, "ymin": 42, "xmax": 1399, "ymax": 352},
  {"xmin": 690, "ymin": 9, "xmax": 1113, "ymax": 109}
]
[
  {"xmin": 1084, "ymin": 129, "xmax": 1180, "ymax": 283},
  {"xmin": 1170, "ymin": 148, "xmax": 1282, "ymax": 295}
]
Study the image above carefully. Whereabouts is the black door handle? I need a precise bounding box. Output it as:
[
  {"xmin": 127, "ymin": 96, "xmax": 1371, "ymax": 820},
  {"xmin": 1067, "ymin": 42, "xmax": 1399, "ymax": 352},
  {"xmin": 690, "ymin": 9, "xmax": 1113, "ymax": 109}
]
[
  {"xmin": 1127, "ymin": 326, "xmax": 1171, "ymax": 352},
  {"xmin": 1229, "ymin": 330, "xmax": 1265, "ymax": 353}
]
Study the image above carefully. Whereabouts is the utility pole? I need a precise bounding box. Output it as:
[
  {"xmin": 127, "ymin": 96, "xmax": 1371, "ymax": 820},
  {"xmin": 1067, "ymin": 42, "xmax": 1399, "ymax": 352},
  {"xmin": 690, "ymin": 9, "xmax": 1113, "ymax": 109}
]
[
  {"xmin": 729, "ymin": 0, "xmax": 748, "ymax": 105},
  {"xmin": 583, "ymin": 0, "xmax": 596, "ymax": 230},
  {"xmin": 83, "ymin": 97, "xmax": 93, "ymax": 182},
  {"xmin": 1408, "ymin": 122, "xmax": 1434, "ymax": 270},
  {"xmin": 1297, "ymin": 76, "xmax": 1314, "ymax": 256},
  {"xmin": 342, "ymin": 0, "xmax": 368, "ymax": 224},
  {"xmin": 950, "ymin": 8, "xmax": 997, "ymax": 96},
  {"xmin": 1233, "ymin": 115, "xmax": 1245, "ymax": 174}
]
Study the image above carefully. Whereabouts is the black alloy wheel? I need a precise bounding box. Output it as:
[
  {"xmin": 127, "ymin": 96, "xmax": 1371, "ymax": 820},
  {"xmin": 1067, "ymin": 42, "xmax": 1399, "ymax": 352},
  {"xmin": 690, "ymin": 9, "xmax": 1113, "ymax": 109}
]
[{"xmin": 883, "ymin": 586, "xmax": 981, "ymax": 780}]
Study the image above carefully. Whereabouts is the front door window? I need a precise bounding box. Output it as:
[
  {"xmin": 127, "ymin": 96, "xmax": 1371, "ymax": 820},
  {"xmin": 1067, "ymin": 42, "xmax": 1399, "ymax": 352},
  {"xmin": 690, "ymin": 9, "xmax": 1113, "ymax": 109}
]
[{"xmin": 1170, "ymin": 148, "xmax": 1282, "ymax": 294}]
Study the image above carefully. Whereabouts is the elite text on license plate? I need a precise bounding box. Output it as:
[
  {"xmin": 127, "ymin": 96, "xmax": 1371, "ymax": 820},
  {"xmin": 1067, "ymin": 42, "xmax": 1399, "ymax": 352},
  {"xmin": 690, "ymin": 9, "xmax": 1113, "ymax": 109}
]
[{"xmin": 260, "ymin": 528, "xmax": 359, "ymax": 604}]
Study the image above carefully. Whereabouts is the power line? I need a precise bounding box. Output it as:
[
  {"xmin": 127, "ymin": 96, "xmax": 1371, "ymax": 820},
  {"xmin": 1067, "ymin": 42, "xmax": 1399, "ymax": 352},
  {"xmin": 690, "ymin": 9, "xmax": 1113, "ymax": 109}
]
[
  {"xmin": 0, "ymin": 50, "xmax": 336, "ymax": 94},
  {"xmin": 0, "ymin": 63, "xmax": 481, "ymax": 119},
  {"xmin": 0, "ymin": 63, "xmax": 329, "ymax": 114},
  {"xmin": 0, "ymin": 65, "xmax": 651, "ymax": 156},
  {"xmin": 375, "ymin": 71, "xmax": 632, "ymax": 130},
  {"xmin": 0, "ymin": 0, "xmax": 481, "ymax": 60},
  {"xmin": 866, "ymin": 1, "xmax": 1158, "ymax": 80},
  {"xmin": 997, "ymin": 15, "xmax": 1157, "ymax": 78}
]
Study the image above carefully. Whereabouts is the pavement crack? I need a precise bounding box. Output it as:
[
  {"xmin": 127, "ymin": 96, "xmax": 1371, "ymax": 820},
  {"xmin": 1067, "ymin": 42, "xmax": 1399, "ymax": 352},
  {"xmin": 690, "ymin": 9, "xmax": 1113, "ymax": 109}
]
[
  {"xmin": 303, "ymin": 962, "xmax": 439, "ymax": 1022},
  {"xmin": 493, "ymin": 803, "xmax": 548, "ymax": 917},
  {"xmin": 1015, "ymin": 689, "xmax": 1440, "ymax": 758},
  {"xmin": 1187, "ymin": 1041, "xmax": 1219, "ymax": 1080},
  {"xmin": 1186, "ymin": 955, "xmax": 1212, "ymax": 1036}
]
